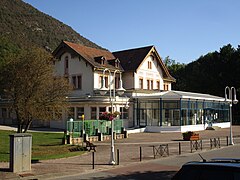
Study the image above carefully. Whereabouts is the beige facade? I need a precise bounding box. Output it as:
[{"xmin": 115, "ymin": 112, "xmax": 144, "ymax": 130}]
[{"xmin": 0, "ymin": 41, "xmax": 175, "ymax": 130}]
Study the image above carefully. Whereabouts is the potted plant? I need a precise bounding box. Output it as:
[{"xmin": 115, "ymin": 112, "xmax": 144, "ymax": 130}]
[
  {"xmin": 99, "ymin": 111, "xmax": 120, "ymax": 121},
  {"xmin": 182, "ymin": 131, "xmax": 194, "ymax": 141}
]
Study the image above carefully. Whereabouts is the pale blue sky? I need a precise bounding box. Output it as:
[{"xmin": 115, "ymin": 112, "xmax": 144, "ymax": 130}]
[{"xmin": 23, "ymin": 0, "xmax": 240, "ymax": 64}]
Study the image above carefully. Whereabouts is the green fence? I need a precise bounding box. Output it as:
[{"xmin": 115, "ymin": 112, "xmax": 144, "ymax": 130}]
[{"xmin": 66, "ymin": 119, "xmax": 124, "ymax": 138}]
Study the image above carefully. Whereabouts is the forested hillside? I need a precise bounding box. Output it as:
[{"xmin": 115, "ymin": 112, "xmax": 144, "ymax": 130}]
[{"xmin": 0, "ymin": 0, "xmax": 104, "ymax": 51}]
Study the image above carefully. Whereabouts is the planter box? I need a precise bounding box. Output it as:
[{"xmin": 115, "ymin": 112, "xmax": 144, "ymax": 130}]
[
  {"xmin": 190, "ymin": 134, "xmax": 200, "ymax": 141},
  {"xmin": 183, "ymin": 132, "xmax": 200, "ymax": 141}
]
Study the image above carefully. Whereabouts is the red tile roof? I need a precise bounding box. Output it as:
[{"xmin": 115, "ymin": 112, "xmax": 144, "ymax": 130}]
[
  {"xmin": 53, "ymin": 41, "xmax": 120, "ymax": 70},
  {"xmin": 64, "ymin": 41, "xmax": 115, "ymax": 62}
]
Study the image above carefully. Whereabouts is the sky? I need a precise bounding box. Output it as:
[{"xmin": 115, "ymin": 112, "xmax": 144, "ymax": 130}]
[{"xmin": 23, "ymin": 0, "xmax": 240, "ymax": 64}]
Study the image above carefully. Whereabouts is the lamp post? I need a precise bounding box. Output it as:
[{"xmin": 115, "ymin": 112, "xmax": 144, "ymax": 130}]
[
  {"xmin": 99, "ymin": 68, "xmax": 125, "ymax": 165},
  {"xmin": 225, "ymin": 86, "xmax": 238, "ymax": 145}
]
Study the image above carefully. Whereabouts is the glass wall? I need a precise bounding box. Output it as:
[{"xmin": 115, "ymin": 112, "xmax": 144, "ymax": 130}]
[
  {"xmin": 134, "ymin": 98, "xmax": 229, "ymax": 127},
  {"xmin": 134, "ymin": 100, "xmax": 160, "ymax": 127},
  {"xmin": 162, "ymin": 101, "xmax": 180, "ymax": 126}
]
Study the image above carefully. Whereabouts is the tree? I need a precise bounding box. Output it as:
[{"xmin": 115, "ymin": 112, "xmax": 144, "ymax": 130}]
[
  {"xmin": 0, "ymin": 47, "xmax": 71, "ymax": 133},
  {"xmin": 163, "ymin": 56, "xmax": 186, "ymax": 90}
]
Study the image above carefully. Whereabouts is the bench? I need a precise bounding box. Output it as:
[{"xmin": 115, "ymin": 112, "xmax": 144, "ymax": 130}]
[{"xmin": 85, "ymin": 140, "xmax": 96, "ymax": 152}]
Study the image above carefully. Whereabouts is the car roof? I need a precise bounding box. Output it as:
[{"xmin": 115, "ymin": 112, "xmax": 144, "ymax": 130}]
[{"xmin": 184, "ymin": 160, "xmax": 240, "ymax": 168}]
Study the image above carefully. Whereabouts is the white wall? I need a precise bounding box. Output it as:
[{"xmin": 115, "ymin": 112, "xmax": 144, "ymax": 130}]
[
  {"xmin": 144, "ymin": 122, "xmax": 230, "ymax": 133},
  {"xmin": 134, "ymin": 55, "xmax": 166, "ymax": 90},
  {"xmin": 54, "ymin": 52, "xmax": 94, "ymax": 97}
]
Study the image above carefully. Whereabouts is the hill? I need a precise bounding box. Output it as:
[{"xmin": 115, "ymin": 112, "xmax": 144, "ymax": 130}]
[{"xmin": 0, "ymin": 0, "xmax": 104, "ymax": 51}]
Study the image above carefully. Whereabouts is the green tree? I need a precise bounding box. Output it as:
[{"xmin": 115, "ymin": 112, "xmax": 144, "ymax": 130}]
[
  {"xmin": 163, "ymin": 56, "xmax": 186, "ymax": 90},
  {"xmin": 0, "ymin": 47, "xmax": 71, "ymax": 133}
]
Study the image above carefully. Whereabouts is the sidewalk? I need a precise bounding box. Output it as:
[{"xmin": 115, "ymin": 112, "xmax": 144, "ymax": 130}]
[{"xmin": 0, "ymin": 126, "xmax": 240, "ymax": 179}]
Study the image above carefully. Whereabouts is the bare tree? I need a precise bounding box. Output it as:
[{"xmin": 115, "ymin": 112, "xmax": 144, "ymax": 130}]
[{"xmin": 0, "ymin": 47, "xmax": 71, "ymax": 133}]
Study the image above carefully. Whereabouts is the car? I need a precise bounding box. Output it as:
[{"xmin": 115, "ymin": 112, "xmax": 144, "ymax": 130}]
[{"xmin": 172, "ymin": 158, "xmax": 240, "ymax": 180}]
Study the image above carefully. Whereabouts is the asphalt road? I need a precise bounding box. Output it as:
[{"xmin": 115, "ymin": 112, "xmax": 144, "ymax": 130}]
[{"xmin": 50, "ymin": 144, "xmax": 240, "ymax": 180}]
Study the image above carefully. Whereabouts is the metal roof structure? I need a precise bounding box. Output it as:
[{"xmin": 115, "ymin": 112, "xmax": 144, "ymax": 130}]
[{"xmin": 132, "ymin": 90, "xmax": 226, "ymax": 101}]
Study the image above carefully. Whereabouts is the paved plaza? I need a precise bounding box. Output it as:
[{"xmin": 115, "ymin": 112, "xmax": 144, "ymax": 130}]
[{"xmin": 0, "ymin": 126, "xmax": 240, "ymax": 179}]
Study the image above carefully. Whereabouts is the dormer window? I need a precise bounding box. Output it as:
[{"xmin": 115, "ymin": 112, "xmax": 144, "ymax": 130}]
[
  {"xmin": 115, "ymin": 59, "xmax": 120, "ymax": 68},
  {"xmin": 64, "ymin": 56, "xmax": 69, "ymax": 75},
  {"xmin": 94, "ymin": 56, "xmax": 105, "ymax": 65},
  {"xmin": 101, "ymin": 57, "xmax": 105, "ymax": 65}
]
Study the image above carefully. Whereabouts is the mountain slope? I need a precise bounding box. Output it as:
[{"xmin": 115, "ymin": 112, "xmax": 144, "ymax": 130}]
[{"xmin": 0, "ymin": 0, "xmax": 104, "ymax": 51}]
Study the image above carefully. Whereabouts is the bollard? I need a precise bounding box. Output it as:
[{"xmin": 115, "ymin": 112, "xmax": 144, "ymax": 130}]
[
  {"xmin": 190, "ymin": 141, "xmax": 193, "ymax": 153},
  {"xmin": 98, "ymin": 133, "xmax": 103, "ymax": 141},
  {"xmin": 226, "ymin": 136, "xmax": 228, "ymax": 146},
  {"xmin": 210, "ymin": 138, "xmax": 213, "ymax": 149},
  {"xmin": 140, "ymin": 146, "xmax": 142, "ymax": 162},
  {"xmin": 200, "ymin": 140, "xmax": 202, "ymax": 150},
  {"xmin": 179, "ymin": 142, "xmax": 181, "ymax": 155},
  {"xmin": 92, "ymin": 152, "xmax": 95, "ymax": 169},
  {"xmin": 117, "ymin": 149, "xmax": 120, "ymax": 165}
]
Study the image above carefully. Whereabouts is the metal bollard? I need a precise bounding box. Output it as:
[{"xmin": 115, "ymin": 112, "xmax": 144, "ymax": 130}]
[
  {"xmin": 179, "ymin": 142, "xmax": 181, "ymax": 155},
  {"xmin": 92, "ymin": 152, "xmax": 95, "ymax": 169},
  {"xmin": 226, "ymin": 136, "xmax": 228, "ymax": 146},
  {"xmin": 117, "ymin": 149, "xmax": 120, "ymax": 165},
  {"xmin": 140, "ymin": 146, "xmax": 142, "ymax": 162}
]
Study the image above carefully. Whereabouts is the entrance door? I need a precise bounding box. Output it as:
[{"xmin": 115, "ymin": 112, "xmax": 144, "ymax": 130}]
[
  {"xmin": 172, "ymin": 109, "xmax": 180, "ymax": 126},
  {"xmin": 139, "ymin": 109, "xmax": 146, "ymax": 126}
]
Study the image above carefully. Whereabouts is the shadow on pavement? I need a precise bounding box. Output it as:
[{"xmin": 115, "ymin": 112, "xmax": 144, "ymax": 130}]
[
  {"xmin": 0, "ymin": 167, "xmax": 10, "ymax": 172},
  {"xmin": 83, "ymin": 170, "xmax": 177, "ymax": 180}
]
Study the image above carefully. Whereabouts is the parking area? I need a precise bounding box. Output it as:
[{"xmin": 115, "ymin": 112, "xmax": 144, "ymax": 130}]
[{"xmin": 1, "ymin": 126, "xmax": 240, "ymax": 179}]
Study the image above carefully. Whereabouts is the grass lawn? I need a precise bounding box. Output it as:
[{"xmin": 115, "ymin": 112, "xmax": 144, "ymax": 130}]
[{"xmin": 0, "ymin": 130, "xmax": 85, "ymax": 162}]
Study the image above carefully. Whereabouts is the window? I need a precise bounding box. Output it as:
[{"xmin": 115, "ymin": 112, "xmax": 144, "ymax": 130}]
[
  {"xmin": 148, "ymin": 61, "xmax": 152, "ymax": 69},
  {"xmin": 99, "ymin": 76, "xmax": 109, "ymax": 88},
  {"xmin": 115, "ymin": 60, "xmax": 119, "ymax": 68},
  {"xmin": 68, "ymin": 107, "xmax": 74, "ymax": 119},
  {"xmin": 147, "ymin": 79, "xmax": 153, "ymax": 90},
  {"xmin": 72, "ymin": 75, "xmax": 82, "ymax": 89},
  {"xmin": 115, "ymin": 76, "xmax": 120, "ymax": 89},
  {"xmin": 164, "ymin": 83, "xmax": 169, "ymax": 91},
  {"xmin": 99, "ymin": 76, "xmax": 103, "ymax": 88},
  {"xmin": 156, "ymin": 81, "xmax": 160, "ymax": 90},
  {"xmin": 64, "ymin": 56, "xmax": 69, "ymax": 75},
  {"xmin": 139, "ymin": 78, "xmax": 143, "ymax": 89},
  {"xmin": 77, "ymin": 107, "xmax": 84, "ymax": 119},
  {"xmin": 99, "ymin": 107, "xmax": 106, "ymax": 117},
  {"xmin": 120, "ymin": 107, "xmax": 128, "ymax": 119},
  {"xmin": 147, "ymin": 80, "xmax": 150, "ymax": 90},
  {"xmin": 109, "ymin": 107, "xmax": 115, "ymax": 113},
  {"xmin": 91, "ymin": 107, "xmax": 97, "ymax": 119}
]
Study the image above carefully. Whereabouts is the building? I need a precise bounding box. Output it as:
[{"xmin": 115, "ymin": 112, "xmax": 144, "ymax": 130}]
[
  {"xmin": 51, "ymin": 41, "xmax": 230, "ymax": 132},
  {"xmin": 52, "ymin": 41, "xmax": 130, "ymax": 129},
  {"xmin": 0, "ymin": 41, "xmax": 230, "ymax": 132}
]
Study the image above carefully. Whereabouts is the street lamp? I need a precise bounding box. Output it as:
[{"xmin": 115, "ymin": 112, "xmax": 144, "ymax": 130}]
[
  {"xmin": 99, "ymin": 68, "xmax": 125, "ymax": 165},
  {"xmin": 225, "ymin": 86, "xmax": 238, "ymax": 145}
]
